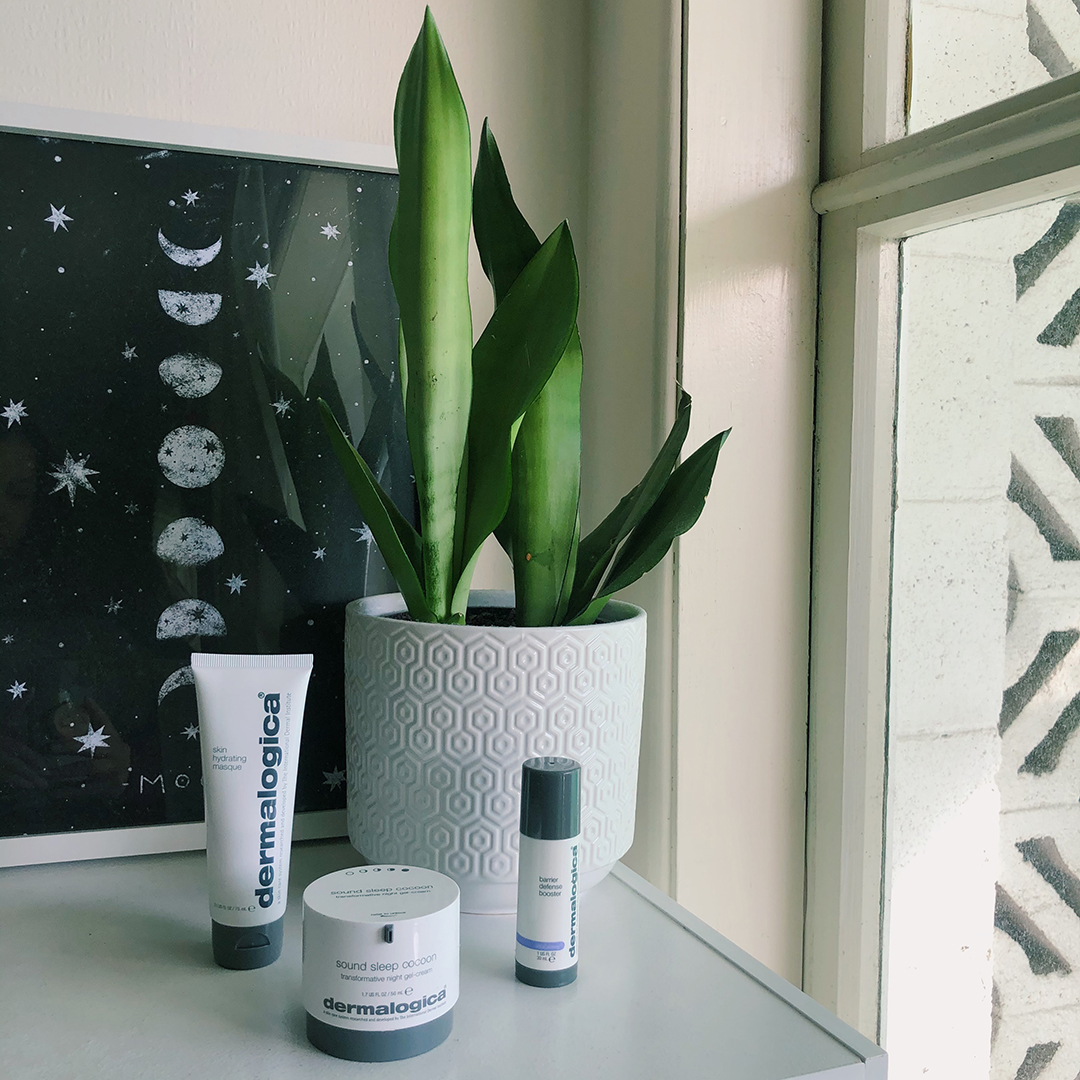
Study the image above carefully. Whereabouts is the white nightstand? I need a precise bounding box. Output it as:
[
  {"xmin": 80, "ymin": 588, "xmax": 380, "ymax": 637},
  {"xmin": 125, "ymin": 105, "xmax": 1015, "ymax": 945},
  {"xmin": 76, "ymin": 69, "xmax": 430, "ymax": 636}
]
[{"xmin": 0, "ymin": 841, "xmax": 885, "ymax": 1078}]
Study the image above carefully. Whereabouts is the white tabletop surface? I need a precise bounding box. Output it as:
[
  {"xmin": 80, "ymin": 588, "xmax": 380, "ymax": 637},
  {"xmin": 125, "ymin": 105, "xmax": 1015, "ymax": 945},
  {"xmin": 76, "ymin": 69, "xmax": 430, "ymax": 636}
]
[{"xmin": 0, "ymin": 840, "xmax": 885, "ymax": 1079}]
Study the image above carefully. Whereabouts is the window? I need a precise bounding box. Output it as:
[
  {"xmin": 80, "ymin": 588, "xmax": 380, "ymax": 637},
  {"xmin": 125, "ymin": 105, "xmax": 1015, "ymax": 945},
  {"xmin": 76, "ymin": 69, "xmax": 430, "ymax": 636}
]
[{"xmin": 807, "ymin": 2, "xmax": 1080, "ymax": 1074}]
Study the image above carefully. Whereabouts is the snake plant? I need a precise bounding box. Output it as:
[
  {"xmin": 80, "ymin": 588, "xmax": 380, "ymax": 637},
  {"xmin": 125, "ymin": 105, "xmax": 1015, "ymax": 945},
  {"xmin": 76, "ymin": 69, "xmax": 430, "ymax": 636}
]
[{"xmin": 321, "ymin": 8, "xmax": 729, "ymax": 626}]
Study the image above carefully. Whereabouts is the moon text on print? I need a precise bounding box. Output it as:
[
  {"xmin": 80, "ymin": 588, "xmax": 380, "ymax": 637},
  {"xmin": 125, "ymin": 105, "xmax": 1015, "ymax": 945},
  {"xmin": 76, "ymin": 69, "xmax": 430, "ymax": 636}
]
[
  {"xmin": 156, "ymin": 599, "xmax": 226, "ymax": 640},
  {"xmin": 158, "ymin": 426, "xmax": 225, "ymax": 489},
  {"xmin": 159, "ymin": 353, "xmax": 222, "ymax": 399},
  {"xmin": 158, "ymin": 289, "xmax": 222, "ymax": 326},
  {"xmin": 157, "ymin": 229, "xmax": 222, "ymax": 268}
]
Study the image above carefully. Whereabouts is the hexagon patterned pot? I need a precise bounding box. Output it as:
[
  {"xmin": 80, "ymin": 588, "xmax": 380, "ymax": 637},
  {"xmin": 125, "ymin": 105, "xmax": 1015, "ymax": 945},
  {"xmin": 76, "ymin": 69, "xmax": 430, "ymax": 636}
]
[{"xmin": 344, "ymin": 589, "xmax": 647, "ymax": 913}]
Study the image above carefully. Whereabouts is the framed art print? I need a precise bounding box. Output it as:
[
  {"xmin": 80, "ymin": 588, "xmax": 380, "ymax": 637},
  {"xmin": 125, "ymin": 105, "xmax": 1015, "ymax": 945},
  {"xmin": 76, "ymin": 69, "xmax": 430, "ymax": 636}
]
[{"xmin": 0, "ymin": 104, "xmax": 413, "ymax": 866}]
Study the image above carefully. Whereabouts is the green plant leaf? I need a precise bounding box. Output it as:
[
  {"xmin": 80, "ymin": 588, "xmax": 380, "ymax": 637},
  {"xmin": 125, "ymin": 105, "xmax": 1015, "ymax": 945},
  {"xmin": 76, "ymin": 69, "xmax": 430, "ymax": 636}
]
[
  {"xmin": 553, "ymin": 514, "xmax": 580, "ymax": 625},
  {"xmin": 604, "ymin": 428, "xmax": 729, "ymax": 593},
  {"xmin": 474, "ymin": 120, "xmax": 583, "ymax": 625},
  {"xmin": 318, "ymin": 398, "xmax": 434, "ymax": 622},
  {"xmin": 453, "ymin": 221, "xmax": 579, "ymax": 600},
  {"xmin": 507, "ymin": 327, "xmax": 582, "ymax": 625},
  {"xmin": 473, "ymin": 118, "xmax": 541, "ymax": 305},
  {"xmin": 566, "ymin": 592, "xmax": 610, "ymax": 628},
  {"xmin": 567, "ymin": 391, "xmax": 695, "ymax": 619},
  {"xmin": 389, "ymin": 7, "xmax": 473, "ymax": 620},
  {"xmin": 566, "ymin": 428, "xmax": 730, "ymax": 623},
  {"xmin": 493, "ymin": 517, "xmax": 513, "ymax": 562},
  {"xmin": 448, "ymin": 543, "xmax": 485, "ymax": 620}
]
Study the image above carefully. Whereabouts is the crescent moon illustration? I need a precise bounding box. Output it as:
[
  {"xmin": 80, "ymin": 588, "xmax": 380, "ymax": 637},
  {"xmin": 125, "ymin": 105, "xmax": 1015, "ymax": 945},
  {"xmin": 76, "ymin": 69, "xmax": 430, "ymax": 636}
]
[
  {"xmin": 157, "ymin": 229, "xmax": 222, "ymax": 267},
  {"xmin": 155, "ymin": 517, "xmax": 224, "ymax": 566},
  {"xmin": 158, "ymin": 289, "xmax": 222, "ymax": 326},
  {"xmin": 156, "ymin": 599, "xmax": 226, "ymax": 640},
  {"xmin": 158, "ymin": 665, "xmax": 195, "ymax": 704}
]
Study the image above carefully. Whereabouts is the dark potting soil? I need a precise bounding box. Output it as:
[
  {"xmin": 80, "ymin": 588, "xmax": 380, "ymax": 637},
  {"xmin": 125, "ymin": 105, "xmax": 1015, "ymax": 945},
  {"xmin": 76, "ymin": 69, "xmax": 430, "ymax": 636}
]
[{"xmin": 385, "ymin": 606, "xmax": 518, "ymax": 627}]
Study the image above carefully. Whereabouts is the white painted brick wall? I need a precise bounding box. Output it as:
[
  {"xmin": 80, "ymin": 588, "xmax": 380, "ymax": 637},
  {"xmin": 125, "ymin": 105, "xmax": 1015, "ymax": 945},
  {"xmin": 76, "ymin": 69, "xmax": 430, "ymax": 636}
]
[
  {"xmin": 885, "ymin": 236, "xmax": 1008, "ymax": 1078},
  {"xmin": 888, "ymin": 196, "xmax": 1080, "ymax": 1079},
  {"xmin": 909, "ymin": 0, "xmax": 1069, "ymax": 131}
]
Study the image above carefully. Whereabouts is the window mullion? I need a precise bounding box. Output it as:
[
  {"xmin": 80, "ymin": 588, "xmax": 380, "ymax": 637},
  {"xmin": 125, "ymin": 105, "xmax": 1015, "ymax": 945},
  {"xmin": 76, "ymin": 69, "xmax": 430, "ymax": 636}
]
[{"xmin": 816, "ymin": 84, "xmax": 1080, "ymax": 220}]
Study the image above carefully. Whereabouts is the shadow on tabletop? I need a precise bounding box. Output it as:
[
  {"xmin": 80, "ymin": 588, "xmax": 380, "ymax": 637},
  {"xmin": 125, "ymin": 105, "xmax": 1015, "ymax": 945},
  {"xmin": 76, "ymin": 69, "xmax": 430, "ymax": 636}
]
[
  {"xmin": 289, "ymin": 837, "xmax": 368, "ymax": 888},
  {"xmin": 18, "ymin": 900, "xmax": 210, "ymax": 969}
]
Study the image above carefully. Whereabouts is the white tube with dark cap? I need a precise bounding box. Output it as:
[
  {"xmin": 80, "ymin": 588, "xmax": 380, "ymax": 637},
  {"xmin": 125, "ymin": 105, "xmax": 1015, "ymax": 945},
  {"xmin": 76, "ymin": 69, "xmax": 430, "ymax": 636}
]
[
  {"xmin": 515, "ymin": 756, "xmax": 581, "ymax": 987},
  {"xmin": 191, "ymin": 652, "xmax": 313, "ymax": 970}
]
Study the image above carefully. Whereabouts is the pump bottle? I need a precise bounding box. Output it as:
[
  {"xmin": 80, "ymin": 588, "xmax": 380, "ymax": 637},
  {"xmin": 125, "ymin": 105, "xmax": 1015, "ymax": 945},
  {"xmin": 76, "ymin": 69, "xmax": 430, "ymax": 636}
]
[{"xmin": 515, "ymin": 756, "xmax": 581, "ymax": 987}]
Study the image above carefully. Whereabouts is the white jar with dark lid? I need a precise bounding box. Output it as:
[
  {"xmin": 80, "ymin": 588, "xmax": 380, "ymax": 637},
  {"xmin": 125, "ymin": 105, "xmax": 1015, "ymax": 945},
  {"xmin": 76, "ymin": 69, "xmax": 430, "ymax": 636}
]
[{"xmin": 302, "ymin": 865, "xmax": 459, "ymax": 1061}]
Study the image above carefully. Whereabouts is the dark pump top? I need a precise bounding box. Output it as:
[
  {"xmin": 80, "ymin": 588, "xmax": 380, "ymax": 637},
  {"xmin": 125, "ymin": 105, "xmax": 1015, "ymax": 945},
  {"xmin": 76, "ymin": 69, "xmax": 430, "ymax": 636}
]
[{"xmin": 519, "ymin": 756, "xmax": 581, "ymax": 840}]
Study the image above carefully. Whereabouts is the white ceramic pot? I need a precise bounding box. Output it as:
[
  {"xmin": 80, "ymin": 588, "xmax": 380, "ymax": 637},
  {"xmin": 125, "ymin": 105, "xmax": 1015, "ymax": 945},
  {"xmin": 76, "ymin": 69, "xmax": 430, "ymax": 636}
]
[{"xmin": 344, "ymin": 590, "xmax": 647, "ymax": 913}]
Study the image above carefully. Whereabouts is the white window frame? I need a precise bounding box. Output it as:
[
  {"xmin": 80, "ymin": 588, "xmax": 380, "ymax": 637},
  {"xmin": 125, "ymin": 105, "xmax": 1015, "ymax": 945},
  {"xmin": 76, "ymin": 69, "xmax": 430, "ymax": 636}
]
[{"xmin": 805, "ymin": 0, "xmax": 1080, "ymax": 1039}]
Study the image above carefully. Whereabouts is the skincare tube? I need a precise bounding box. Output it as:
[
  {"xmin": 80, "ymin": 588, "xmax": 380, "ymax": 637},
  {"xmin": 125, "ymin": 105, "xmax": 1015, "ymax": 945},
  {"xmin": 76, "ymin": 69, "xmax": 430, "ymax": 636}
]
[
  {"xmin": 191, "ymin": 652, "xmax": 313, "ymax": 970},
  {"xmin": 515, "ymin": 756, "xmax": 581, "ymax": 987}
]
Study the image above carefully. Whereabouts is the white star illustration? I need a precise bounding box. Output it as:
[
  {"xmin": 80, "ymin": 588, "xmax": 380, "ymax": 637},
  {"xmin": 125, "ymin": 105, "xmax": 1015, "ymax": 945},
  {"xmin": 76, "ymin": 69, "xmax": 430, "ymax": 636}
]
[
  {"xmin": 322, "ymin": 767, "xmax": 346, "ymax": 791},
  {"xmin": 226, "ymin": 573, "xmax": 247, "ymax": 595},
  {"xmin": 125, "ymin": 501, "xmax": 139, "ymax": 515},
  {"xmin": 182, "ymin": 189, "xmax": 200, "ymax": 206},
  {"xmin": 313, "ymin": 547, "xmax": 327, "ymax": 561},
  {"xmin": 121, "ymin": 343, "xmax": 137, "ymax": 360},
  {"xmin": 182, "ymin": 723, "xmax": 199, "ymax": 741},
  {"xmin": 105, "ymin": 598, "xmax": 122, "ymax": 614},
  {"xmin": 271, "ymin": 394, "xmax": 292, "ymax": 417},
  {"xmin": 351, "ymin": 524, "xmax": 374, "ymax": 544},
  {"xmin": 48, "ymin": 451, "xmax": 99, "ymax": 505},
  {"xmin": 6, "ymin": 680, "xmax": 26, "ymax": 699},
  {"xmin": 45, "ymin": 204, "xmax": 73, "ymax": 232},
  {"xmin": 245, "ymin": 261, "xmax": 276, "ymax": 289},
  {"xmin": 2, "ymin": 399, "xmax": 28, "ymax": 428},
  {"xmin": 1, "ymin": 635, "xmax": 14, "ymax": 645},
  {"xmin": 74, "ymin": 722, "xmax": 110, "ymax": 757},
  {"xmin": 319, "ymin": 222, "xmax": 340, "ymax": 240}
]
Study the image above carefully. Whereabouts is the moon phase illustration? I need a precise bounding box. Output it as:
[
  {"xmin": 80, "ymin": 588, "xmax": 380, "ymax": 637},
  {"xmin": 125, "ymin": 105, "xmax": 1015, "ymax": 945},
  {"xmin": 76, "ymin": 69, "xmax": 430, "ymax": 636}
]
[
  {"xmin": 158, "ymin": 426, "xmax": 225, "ymax": 488},
  {"xmin": 158, "ymin": 352, "xmax": 222, "ymax": 398},
  {"xmin": 156, "ymin": 600, "xmax": 226, "ymax": 640},
  {"xmin": 158, "ymin": 665, "xmax": 195, "ymax": 704},
  {"xmin": 155, "ymin": 517, "xmax": 224, "ymax": 566},
  {"xmin": 158, "ymin": 289, "xmax": 222, "ymax": 326},
  {"xmin": 157, "ymin": 229, "xmax": 222, "ymax": 267}
]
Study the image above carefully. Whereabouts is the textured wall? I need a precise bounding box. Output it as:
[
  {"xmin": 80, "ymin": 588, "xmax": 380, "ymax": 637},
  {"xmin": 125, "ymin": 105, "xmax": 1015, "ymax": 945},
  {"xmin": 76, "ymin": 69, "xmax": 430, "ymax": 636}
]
[
  {"xmin": 908, "ymin": 0, "xmax": 1079, "ymax": 132},
  {"xmin": 888, "ymin": 202, "xmax": 1080, "ymax": 1080}
]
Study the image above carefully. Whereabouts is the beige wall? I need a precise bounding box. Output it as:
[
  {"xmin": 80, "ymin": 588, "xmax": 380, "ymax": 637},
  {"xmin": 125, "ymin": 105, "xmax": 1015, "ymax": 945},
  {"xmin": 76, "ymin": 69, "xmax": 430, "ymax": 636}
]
[
  {"xmin": 677, "ymin": 0, "xmax": 820, "ymax": 981},
  {"xmin": 0, "ymin": 0, "xmax": 822, "ymax": 984},
  {"xmin": 0, "ymin": 0, "xmax": 588, "ymax": 347}
]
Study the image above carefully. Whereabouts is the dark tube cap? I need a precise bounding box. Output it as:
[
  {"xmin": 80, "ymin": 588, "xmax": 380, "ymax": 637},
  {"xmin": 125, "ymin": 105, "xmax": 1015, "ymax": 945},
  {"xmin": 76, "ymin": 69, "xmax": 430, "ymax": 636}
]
[
  {"xmin": 212, "ymin": 916, "xmax": 284, "ymax": 970},
  {"xmin": 519, "ymin": 757, "xmax": 581, "ymax": 840}
]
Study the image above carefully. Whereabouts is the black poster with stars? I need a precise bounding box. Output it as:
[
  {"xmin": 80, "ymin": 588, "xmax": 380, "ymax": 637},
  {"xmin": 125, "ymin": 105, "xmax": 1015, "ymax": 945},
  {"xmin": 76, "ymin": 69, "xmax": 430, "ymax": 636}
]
[{"xmin": 0, "ymin": 127, "xmax": 414, "ymax": 841}]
